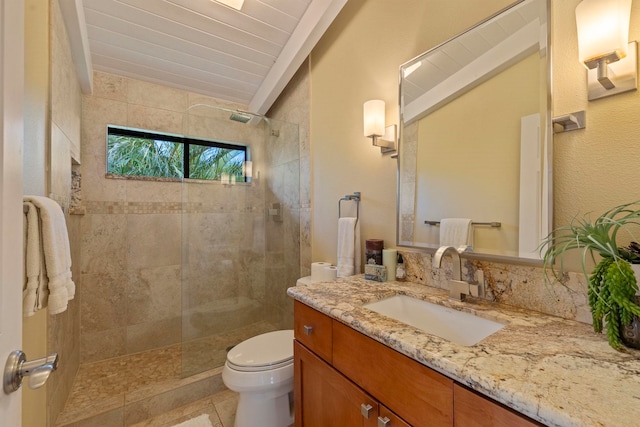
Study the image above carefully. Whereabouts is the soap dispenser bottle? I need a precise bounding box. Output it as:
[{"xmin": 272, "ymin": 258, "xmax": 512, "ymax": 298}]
[{"xmin": 395, "ymin": 254, "xmax": 406, "ymax": 281}]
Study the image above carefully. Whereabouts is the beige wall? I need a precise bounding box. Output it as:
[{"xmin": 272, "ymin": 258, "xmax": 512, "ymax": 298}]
[
  {"xmin": 309, "ymin": 0, "xmax": 592, "ymax": 324},
  {"xmin": 553, "ymin": 0, "xmax": 640, "ymax": 250},
  {"xmin": 23, "ymin": 3, "xmax": 50, "ymax": 426},
  {"xmin": 23, "ymin": 0, "xmax": 49, "ymax": 197},
  {"xmin": 23, "ymin": 1, "xmax": 83, "ymax": 426},
  {"xmin": 311, "ymin": 0, "xmax": 640, "ymax": 272},
  {"xmin": 310, "ymin": 0, "xmax": 514, "ymax": 265}
]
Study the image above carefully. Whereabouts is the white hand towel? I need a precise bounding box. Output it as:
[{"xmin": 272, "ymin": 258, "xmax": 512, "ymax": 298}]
[
  {"xmin": 337, "ymin": 217, "xmax": 360, "ymax": 277},
  {"xmin": 440, "ymin": 218, "xmax": 473, "ymax": 247},
  {"xmin": 23, "ymin": 196, "xmax": 75, "ymax": 315},
  {"xmin": 23, "ymin": 201, "xmax": 49, "ymax": 316}
]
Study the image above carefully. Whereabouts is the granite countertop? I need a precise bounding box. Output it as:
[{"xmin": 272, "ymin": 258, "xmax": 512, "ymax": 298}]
[{"xmin": 287, "ymin": 276, "xmax": 640, "ymax": 427}]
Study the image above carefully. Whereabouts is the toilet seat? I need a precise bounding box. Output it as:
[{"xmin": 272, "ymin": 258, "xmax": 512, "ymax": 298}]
[{"xmin": 226, "ymin": 330, "xmax": 294, "ymax": 372}]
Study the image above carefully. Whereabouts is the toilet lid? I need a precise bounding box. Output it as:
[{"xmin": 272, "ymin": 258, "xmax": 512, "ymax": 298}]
[{"xmin": 226, "ymin": 330, "xmax": 294, "ymax": 372}]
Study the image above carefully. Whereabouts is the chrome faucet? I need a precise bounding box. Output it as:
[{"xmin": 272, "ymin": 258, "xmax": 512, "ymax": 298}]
[{"xmin": 432, "ymin": 246, "xmax": 481, "ymax": 301}]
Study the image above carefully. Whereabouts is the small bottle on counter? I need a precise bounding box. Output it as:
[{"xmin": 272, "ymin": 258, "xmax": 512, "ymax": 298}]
[
  {"xmin": 395, "ymin": 254, "xmax": 406, "ymax": 281},
  {"xmin": 365, "ymin": 239, "xmax": 384, "ymax": 265}
]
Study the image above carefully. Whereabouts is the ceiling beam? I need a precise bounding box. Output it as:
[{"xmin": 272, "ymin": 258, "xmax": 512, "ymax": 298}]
[{"xmin": 58, "ymin": 0, "xmax": 93, "ymax": 94}]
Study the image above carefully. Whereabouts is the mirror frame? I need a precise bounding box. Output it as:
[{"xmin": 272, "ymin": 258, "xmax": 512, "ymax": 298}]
[{"xmin": 396, "ymin": 0, "xmax": 552, "ymax": 266}]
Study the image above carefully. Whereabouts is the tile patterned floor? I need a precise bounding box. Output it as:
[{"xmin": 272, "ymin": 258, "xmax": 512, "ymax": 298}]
[
  {"xmin": 129, "ymin": 389, "xmax": 238, "ymax": 427},
  {"xmin": 56, "ymin": 321, "xmax": 278, "ymax": 426}
]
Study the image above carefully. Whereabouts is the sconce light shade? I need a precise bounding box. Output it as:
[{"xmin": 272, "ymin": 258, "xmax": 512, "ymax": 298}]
[
  {"xmin": 575, "ymin": 0, "xmax": 637, "ymax": 99},
  {"xmin": 363, "ymin": 99, "xmax": 397, "ymax": 154},
  {"xmin": 363, "ymin": 100, "xmax": 385, "ymax": 138},
  {"xmin": 576, "ymin": 0, "xmax": 632, "ymax": 68}
]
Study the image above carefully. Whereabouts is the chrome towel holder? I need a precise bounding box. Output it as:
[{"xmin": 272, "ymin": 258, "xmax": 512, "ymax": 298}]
[
  {"xmin": 424, "ymin": 220, "xmax": 501, "ymax": 228},
  {"xmin": 338, "ymin": 192, "xmax": 361, "ymax": 219}
]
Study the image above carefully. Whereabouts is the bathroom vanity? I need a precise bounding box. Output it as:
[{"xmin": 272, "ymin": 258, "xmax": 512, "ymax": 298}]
[
  {"xmin": 288, "ymin": 276, "xmax": 640, "ymax": 426},
  {"xmin": 294, "ymin": 301, "xmax": 539, "ymax": 426}
]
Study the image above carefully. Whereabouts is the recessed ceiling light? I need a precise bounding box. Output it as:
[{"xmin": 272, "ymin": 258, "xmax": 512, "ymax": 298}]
[{"xmin": 213, "ymin": 0, "xmax": 244, "ymax": 10}]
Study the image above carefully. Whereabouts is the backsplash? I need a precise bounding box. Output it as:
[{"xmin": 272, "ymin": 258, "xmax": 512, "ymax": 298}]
[{"xmin": 399, "ymin": 250, "xmax": 592, "ymax": 324}]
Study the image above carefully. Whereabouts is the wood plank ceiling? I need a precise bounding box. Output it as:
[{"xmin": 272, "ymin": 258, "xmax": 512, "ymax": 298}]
[{"xmin": 70, "ymin": 0, "xmax": 346, "ymax": 114}]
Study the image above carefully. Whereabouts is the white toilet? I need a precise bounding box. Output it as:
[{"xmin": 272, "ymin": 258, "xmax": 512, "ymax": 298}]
[{"xmin": 222, "ymin": 329, "xmax": 295, "ymax": 427}]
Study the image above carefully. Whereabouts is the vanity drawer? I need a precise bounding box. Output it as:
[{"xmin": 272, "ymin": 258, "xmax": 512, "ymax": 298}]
[
  {"xmin": 332, "ymin": 320, "xmax": 454, "ymax": 426},
  {"xmin": 294, "ymin": 301, "xmax": 333, "ymax": 363},
  {"xmin": 453, "ymin": 384, "xmax": 543, "ymax": 427}
]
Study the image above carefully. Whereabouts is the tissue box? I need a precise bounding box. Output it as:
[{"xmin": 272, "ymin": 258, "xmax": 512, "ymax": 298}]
[{"xmin": 364, "ymin": 264, "xmax": 386, "ymax": 282}]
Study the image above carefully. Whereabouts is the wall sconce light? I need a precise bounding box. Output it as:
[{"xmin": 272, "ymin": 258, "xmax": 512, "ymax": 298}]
[
  {"xmin": 576, "ymin": 0, "xmax": 637, "ymax": 100},
  {"xmin": 363, "ymin": 100, "xmax": 396, "ymax": 154}
]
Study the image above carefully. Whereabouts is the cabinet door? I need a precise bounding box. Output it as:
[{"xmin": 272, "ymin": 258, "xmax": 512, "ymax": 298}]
[
  {"xmin": 295, "ymin": 341, "xmax": 378, "ymax": 427},
  {"xmin": 454, "ymin": 384, "xmax": 543, "ymax": 427}
]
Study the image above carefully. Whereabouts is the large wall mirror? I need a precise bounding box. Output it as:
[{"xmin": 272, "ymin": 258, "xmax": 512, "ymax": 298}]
[{"xmin": 397, "ymin": 0, "xmax": 551, "ymax": 263}]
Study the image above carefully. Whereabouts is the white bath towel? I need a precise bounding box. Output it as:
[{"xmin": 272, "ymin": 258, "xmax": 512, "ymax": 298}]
[
  {"xmin": 23, "ymin": 201, "xmax": 49, "ymax": 316},
  {"xmin": 23, "ymin": 196, "xmax": 75, "ymax": 315},
  {"xmin": 440, "ymin": 218, "xmax": 473, "ymax": 248},
  {"xmin": 336, "ymin": 217, "xmax": 361, "ymax": 277}
]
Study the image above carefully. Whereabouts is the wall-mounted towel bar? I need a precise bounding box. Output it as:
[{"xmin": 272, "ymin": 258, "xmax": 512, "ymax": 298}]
[
  {"xmin": 425, "ymin": 220, "xmax": 501, "ymax": 228},
  {"xmin": 339, "ymin": 192, "xmax": 361, "ymax": 219}
]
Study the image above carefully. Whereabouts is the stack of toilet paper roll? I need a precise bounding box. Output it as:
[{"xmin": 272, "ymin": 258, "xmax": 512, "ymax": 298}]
[{"xmin": 311, "ymin": 262, "xmax": 338, "ymax": 282}]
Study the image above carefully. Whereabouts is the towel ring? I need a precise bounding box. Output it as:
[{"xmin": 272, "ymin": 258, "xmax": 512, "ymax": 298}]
[{"xmin": 338, "ymin": 192, "xmax": 361, "ymax": 219}]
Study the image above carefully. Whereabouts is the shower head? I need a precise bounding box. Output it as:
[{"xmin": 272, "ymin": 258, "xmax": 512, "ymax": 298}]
[
  {"xmin": 186, "ymin": 104, "xmax": 266, "ymax": 124},
  {"xmin": 229, "ymin": 112, "xmax": 252, "ymax": 123}
]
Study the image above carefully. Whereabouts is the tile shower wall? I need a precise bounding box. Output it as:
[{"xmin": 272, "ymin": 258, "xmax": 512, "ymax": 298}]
[
  {"xmin": 265, "ymin": 59, "xmax": 311, "ymax": 325},
  {"xmin": 79, "ymin": 71, "xmax": 303, "ymax": 364}
]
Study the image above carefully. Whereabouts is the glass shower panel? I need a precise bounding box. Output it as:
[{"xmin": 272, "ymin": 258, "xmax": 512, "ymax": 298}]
[{"xmin": 180, "ymin": 106, "xmax": 299, "ymax": 377}]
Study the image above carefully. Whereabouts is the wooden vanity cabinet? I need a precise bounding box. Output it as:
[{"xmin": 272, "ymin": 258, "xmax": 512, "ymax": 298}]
[
  {"xmin": 293, "ymin": 301, "xmax": 541, "ymax": 427},
  {"xmin": 294, "ymin": 301, "xmax": 444, "ymax": 426}
]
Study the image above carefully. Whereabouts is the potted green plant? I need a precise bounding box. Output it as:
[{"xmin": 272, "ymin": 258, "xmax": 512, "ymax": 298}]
[{"xmin": 541, "ymin": 201, "xmax": 640, "ymax": 351}]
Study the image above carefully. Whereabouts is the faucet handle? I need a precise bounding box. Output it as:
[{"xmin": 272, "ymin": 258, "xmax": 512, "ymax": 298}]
[
  {"xmin": 456, "ymin": 245, "xmax": 472, "ymax": 254},
  {"xmin": 448, "ymin": 280, "xmax": 470, "ymax": 301},
  {"xmin": 468, "ymin": 283, "xmax": 481, "ymax": 297}
]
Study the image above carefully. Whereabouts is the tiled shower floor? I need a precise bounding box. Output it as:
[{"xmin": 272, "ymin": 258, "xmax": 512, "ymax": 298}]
[{"xmin": 57, "ymin": 321, "xmax": 277, "ymax": 426}]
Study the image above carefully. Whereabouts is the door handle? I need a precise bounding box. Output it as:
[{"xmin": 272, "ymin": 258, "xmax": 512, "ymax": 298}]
[{"xmin": 3, "ymin": 350, "xmax": 58, "ymax": 394}]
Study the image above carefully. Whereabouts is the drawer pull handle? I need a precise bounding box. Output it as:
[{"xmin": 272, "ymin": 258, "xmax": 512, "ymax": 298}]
[
  {"xmin": 378, "ymin": 416, "xmax": 391, "ymax": 426},
  {"xmin": 361, "ymin": 403, "xmax": 373, "ymax": 418},
  {"xmin": 303, "ymin": 325, "xmax": 313, "ymax": 335}
]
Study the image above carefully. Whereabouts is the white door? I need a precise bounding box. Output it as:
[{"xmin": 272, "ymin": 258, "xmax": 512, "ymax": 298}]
[{"xmin": 0, "ymin": 0, "xmax": 25, "ymax": 424}]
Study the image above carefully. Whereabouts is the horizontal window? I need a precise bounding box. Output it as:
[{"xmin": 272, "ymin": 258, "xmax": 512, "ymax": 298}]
[{"xmin": 107, "ymin": 126, "xmax": 248, "ymax": 181}]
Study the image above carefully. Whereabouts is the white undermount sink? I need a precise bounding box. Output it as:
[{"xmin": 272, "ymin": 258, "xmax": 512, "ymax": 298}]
[{"xmin": 363, "ymin": 295, "xmax": 505, "ymax": 346}]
